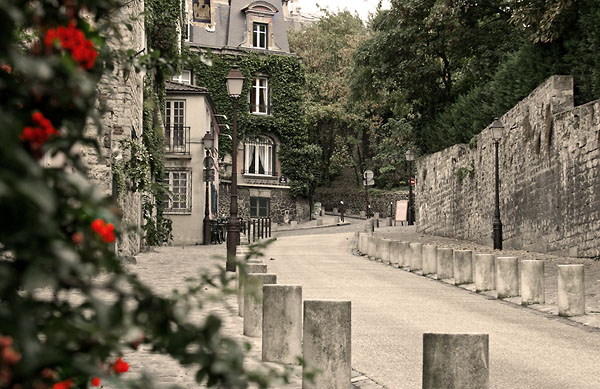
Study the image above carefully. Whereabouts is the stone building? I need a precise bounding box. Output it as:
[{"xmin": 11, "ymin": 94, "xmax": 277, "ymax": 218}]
[
  {"xmin": 163, "ymin": 80, "xmax": 221, "ymax": 245},
  {"xmin": 179, "ymin": 0, "xmax": 309, "ymax": 225}
]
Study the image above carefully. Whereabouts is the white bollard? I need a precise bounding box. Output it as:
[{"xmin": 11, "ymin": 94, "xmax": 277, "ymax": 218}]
[
  {"xmin": 399, "ymin": 242, "xmax": 411, "ymax": 269},
  {"xmin": 303, "ymin": 300, "xmax": 351, "ymax": 389},
  {"xmin": 262, "ymin": 285, "xmax": 302, "ymax": 364},
  {"xmin": 558, "ymin": 264, "xmax": 585, "ymax": 317},
  {"xmin": 437, "ymin": 248, "xmax": 454, "ymax": 279},
  {"xmin": 238, "ymin": 262, "xmax": 267, "ymax": 317},
  {"xmin": 409, "ymin": 242, "xmax": 423, "ymax": 272},
  {"xmin": 422, "ymin": 333, "xmax": 489, "ymax": 389},
  {"xmin": 496, "ymin": 257, "xmax": 519, "ymax": 299},
  {"xmin": 453, "ymin": 250, "xmax": 473, "ymax": 285},
  {"xmin": 422, "ymin": 245, "xmax": 437, "ymax": 275},
  {"xmin": 520, "ymin": 260, "xmax": 545, "ymax": 305},
  {"xmin": 389, "ymin": 241, "xmax": 400, "ymax": 267},
  {"xmin": 316, "ymin": 218, "xmax": 323, "ymax": 226},
  {"xmin": 381, "ymin": 239, "xmax": 392, "ymax": 264},
  {"xmin": 243, "ymin": 273, "xmax": 277, "ymax": 337},
  {"xmin": 367, "ymin": 236, "xmax": 376, "ymax": 259},
  {"xmin": 474, "ymin": 254, "xmax": 495, "ymax": 292}
]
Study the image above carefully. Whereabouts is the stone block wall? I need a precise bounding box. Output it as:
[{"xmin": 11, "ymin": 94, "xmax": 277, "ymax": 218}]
[
  {"xmin": 82, "ymin": 0, "xmax": 145, "ymax": 256},
  {"xmin": 218, "ymin": 183, "xmax": 309, "ymax": 224},
  {"xmin": 416, "ymin": 76, "xmax": 600, "ymax": 257},
  {"xmin": 315, "ymin": 187, "xmax": 409, "ymax": 218}
]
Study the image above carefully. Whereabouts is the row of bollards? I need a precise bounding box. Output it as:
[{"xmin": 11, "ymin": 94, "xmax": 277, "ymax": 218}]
[
  {"xmin": 357, "ymin": 234, "xmax": 587, "ymax": 317},
  {"xmin": 236, "ymin": 251, "xmax": 352, "ymax": 388}
]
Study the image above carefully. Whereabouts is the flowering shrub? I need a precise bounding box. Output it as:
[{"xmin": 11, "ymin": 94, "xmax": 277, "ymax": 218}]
[{"xmin": 0, "ymin": 0, "xmax": 283, "ymax": 388}]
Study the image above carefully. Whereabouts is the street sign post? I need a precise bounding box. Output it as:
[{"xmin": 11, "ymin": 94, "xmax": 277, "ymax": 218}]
[{"xmin": 363, "ymin": 170, "xmax": 374, "ymax": 218}]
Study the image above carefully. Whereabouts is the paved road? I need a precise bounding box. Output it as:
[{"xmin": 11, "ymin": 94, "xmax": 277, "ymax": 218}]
[{"xmin": 263, "ymin": 231, "xmax": 600, "ymax": 389}]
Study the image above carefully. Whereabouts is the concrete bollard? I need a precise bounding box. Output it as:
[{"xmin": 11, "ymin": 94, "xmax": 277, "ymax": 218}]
[
  {"xmin": 474, "ymin": 254, "xmax": 495, "ymax": 292},
  {"xmin": 359, "ymin": 233, "xmax": 368, "ymax": 254},
  {"xmin": 520, "ymin": 260, "xmax": 545, "ymax": 305},
  {"xmin": 422, "ymin": 333, "xmax": 489, "ymax": 389},
  {"xmin": 389, "ymin": 241, "xmax": 400, "ymax": 267},
  {"xmin": 243, "ymin": 273, "xmax": 277, "ymax": 337},
  {"xmin": 453, "ymin": 250, "xmax": 473, "ymax": 285},
  {"xmin": 333, "ymin": 207, "xmax": 338, "ymax": 214},
  {"xmin": 386, "ymin": 217, "xmax": 392, "ymax": 226},
  {"xmin": 381, "ymin": 239, "xmax": 392, "ymax": 264},
  {"xmin": 422, "ymin": 245, "xmax": 437, "ymax": 275},
  {"xmin": 316, "ymin": 218, "xmax": 323, "ymax": 226},
  {"xmin": 436, "ymin": 248, "xmax": 454, "ymax": 279},
  {"xmin": 367, "ymin": 236, "xmax": 377, "ymax": 259},
  {"xmin": 238, "ymin": 262, "xmax": 267, "ymax": 317},
  {"xmin": 375, "ymin": 238, "xmax": 384, "ymax": 262},
  {"xmin": 495, "ymin": 257, "xmax": 519, "ymax": 299},
  {"xmin": 374, "ymin": 212, "xmax": 380, "ymax": 219},
  {"xmin": 409, "ymin": 242, "xmax": 423, "ymax": 272},
  {"xmin": 291, "ymin": 220, "xmax": 298, "ymax": 229},
  {"xmin": 558, "ymin": 264, "xmax": 585, "ymax": 317},
  {"xmin": 360, "ymin": 210, "xmax": 366, "ymax": 218},
  {"xmin": 303, "ymin": 300, "xmax": 351, "ymax": 389},
  {"xmin": 262, "ymin": 285, "xmax": 302, "ymax": 364},
  {"xmin": 399, "ymin": 242, "xmax": 411, "ymax": 268}
]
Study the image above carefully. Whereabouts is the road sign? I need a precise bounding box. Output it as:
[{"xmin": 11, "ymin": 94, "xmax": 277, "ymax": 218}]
[
  {"xmin": 410, "ymin": 178, "xmax": 415, "ymax": 186},
  {"xmin": 363, "ymin": 179, "xmax": 375, "ymax": 186},
  {"xmin": 363, "ymin": 170, "xmax": 374, "ymax": 180}
]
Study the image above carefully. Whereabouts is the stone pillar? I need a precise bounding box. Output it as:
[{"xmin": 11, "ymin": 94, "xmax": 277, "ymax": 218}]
[
  {"xmin": 437, "ymin": 248, "xmax": 454, "ymax": 279},
  {"xmin": 496, "ymin": 257, "xmax": 519, "ymax": 299},
  {"xmin": 238, "ymin": 262, "xmax": 267, "ymax": 317},
  {"xmin": 360, "ymin": 233, "xmax": 368, "ymax": 255},
  {"xmin": 520, "ymin": 260, "xmax": 545, "ymax": 305},
  {"xmin": 381, "ymin": 239, "xmax": 392, "ymax": 264},
  {"xmin": 303, "ymin": 300, "xmax": 351, "ymax": 389},
  {"xmin": 422, "ymin": 244, "xmax": 437, "ymax": 275},
  {"xmin": 316, "ymin": 218, "xmax": 323, "ymax": 226},
  {"xmin": 262, "ymin": 285, "xmax": 302, "ymax": 364},
  {"xmin": 243, "ymin": 273, "xmax": 277, "ymax": 337},
  {"xmin": 399, "ymin": 242, "xmax": 411, "ymax": 268},
  {"xmin": 291, "ymin": 221, "xmax": 298, "ymax": 229},
  {"xmin": 558, "ymin": 264, "xmax": 585, "ymax": 317},
  {"xmin": 389, "ymin": 241, "xmax": 400, "ymax": 267},
  {"xmin": 474, "ymin": 254, "xmax": 495, "ymax": 292},
  {"xmin": 409, "ymin": 242, "xmax": 423, "ymax": 272},
  {"xmin": 375, "ymin": 238, "xmax": 384, "ymax": 262},
  {"xmin": 422, "ymin": 333, "xmax": 489, "ymax": 389},
  {"xmin": 367, "ymin": 236, "xmax": 376, "ymax": 259},
  {"xmin": 453, "ymin": 250, "xmax": 473, "ymax": 285}
]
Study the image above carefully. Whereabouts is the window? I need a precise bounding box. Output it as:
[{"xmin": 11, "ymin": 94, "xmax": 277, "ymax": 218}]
[
  {"xmin": 244, "ymin": 136, "xmax": 274, "ymax": 176},
  {"xmin": 164, "ymin": 169, "xmax": 191, "ymax": 213},
  {"xmin": 252, "ymin": 22, "xmax": 268, "ymax": 49},
  {"xmin": 172, "ymin": 70, "xmax": 192, "ymax": 85},
  {"xmin": 250, "ymin": 197, "xmax": 270, "ymax": 218},
  {"xmin": 250, "ymin": 77, "xmax": 270, "ymax": 114},
  {"xmin": 165, "ymin": 100, "xmax": 188, "ymax": 153}
]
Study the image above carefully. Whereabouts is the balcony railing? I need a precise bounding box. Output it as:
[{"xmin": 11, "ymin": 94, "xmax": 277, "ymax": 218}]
[{"xmin": 165, "ymin": 125, "xmax": 190, "ymax": 154}]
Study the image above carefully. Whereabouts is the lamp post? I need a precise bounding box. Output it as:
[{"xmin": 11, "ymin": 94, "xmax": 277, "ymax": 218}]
[
  {"xmin": 202, "ymin": 133, "xmax": 214, "ymax": 245},
  {"xmin": 225, "ymin": 65, "xmax": 244, "ymax": 272},
  {"xmin": 491, "ymin": 118, "xmax": 504, "ymax": 250},
  {"xmin": 405, "ymin": 148, "xmax": 415, "ymax": 225}
]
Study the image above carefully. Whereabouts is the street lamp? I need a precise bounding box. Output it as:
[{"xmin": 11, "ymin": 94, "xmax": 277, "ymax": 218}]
[
  {"xmin": 202, "ymin": 132, "xmax": 214, "ymax": 245},
  {"xmin": 405, "ymin": 148, "xmax": 415, "ymax": 225},
  {"xmin": 225, "ymin": 65, "xmax": 244, "ymax": 272},
  {"xmin": 490, "ymin": 118, "xmax": 504, "ymax": 250}
]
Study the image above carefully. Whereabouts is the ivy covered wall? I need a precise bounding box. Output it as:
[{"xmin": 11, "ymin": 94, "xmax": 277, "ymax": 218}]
[{"xmin": 188, "ymin": 51, "xmax": 321, "ymax": 199}]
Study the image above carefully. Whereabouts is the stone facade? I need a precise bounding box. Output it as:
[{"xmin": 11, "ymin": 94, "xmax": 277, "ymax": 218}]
[
  {"xmin": 82, "ymin": 0, "xmax": 145, "ymax": 256},
  {"xmin": 416, "ymin": 76, "xmax": 600, "ymax": 258},
  {"xmin": 218, "ymin": 182, "xmax": 309, "ymax": 224},
  {"xmin": 315, "ymin": 187, "xmax": 409, "ymax": 218}
]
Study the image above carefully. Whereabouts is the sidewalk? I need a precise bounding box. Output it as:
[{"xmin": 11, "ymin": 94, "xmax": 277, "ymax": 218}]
[
  {"xmin": 274, "ymin": 214, "xmax": 351, "ymax": 232},
  {"xmin": 368, "ymin": 224, "xmax": 600, "ymax": 329}
]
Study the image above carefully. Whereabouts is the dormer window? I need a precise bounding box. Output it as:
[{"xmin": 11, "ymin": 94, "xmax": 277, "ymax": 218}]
[{"xmin": 253, "ymin": 22, "xmax": 268, "ymax": 49}]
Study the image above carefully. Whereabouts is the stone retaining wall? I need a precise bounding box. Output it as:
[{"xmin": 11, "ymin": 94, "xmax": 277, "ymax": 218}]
[
  {"xmin": 314, "ymin": 187, "xmax": 408, "ymax": 218},
  {"xmin": 416, "ymin": 76, "xmax": 600, "ymax": 257}
]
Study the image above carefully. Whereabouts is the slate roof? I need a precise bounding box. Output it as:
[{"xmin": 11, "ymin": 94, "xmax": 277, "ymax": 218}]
[
  {"xmin": 165, "ymin": 80, "xmax": 208, "ymax": 94},
  {"xmin": 189, "ymin": 0, "xmax": 290, "ymax": 54}
]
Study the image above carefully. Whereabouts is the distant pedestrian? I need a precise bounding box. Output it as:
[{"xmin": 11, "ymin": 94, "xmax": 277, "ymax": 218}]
[{"xmin": 339, "ymin": 200, "xmax": 345, "ymax": 222}]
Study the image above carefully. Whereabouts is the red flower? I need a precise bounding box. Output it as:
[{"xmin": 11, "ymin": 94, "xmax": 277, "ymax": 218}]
[
  {"xmin": 52, "ymin": 378, "xmax": 73, "ymax": 389},
  {"xmin": 44, "ymin": 23, "xmax": 98, "ymax": 70},
  {"xmin": 71, "ymin": 232, "xmax": 84, "ymax": 245},
  {"xmin": 20, "ymin": 112, "xmax": 58, "ymax": 155},
  {"xmin": 0, "ymin": 336, "xmax": 12, "ymax": 348},
  {"xmin": 1, "ymin": 347, "xmax": 21, "ymax": 365},
  {"xmin": 90, "ymin": 377, "xmax": 100, "ymax": 386},
  {"xmin": 91, "ymin": 219, "xmax": 115, "ymax": 243},
  {"xmin": 0, "ymin": 64, "xmax": 11, "ymax": 74},
  {"xmin": 113, "ymin": 357, "xmax": 129, "ymax": 374}
]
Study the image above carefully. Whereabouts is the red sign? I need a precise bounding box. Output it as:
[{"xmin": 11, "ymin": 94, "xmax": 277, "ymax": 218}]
[{"xmin": 410, "ymin": 178, "xmax": 415, "ymax": 186}]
